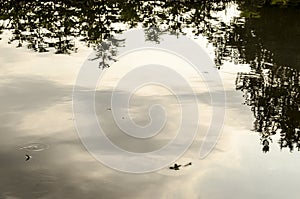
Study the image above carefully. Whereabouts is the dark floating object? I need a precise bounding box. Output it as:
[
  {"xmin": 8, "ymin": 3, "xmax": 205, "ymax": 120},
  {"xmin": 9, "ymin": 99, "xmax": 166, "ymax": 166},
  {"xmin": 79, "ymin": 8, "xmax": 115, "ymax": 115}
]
[
  {"xmin": 184, "ymin": 162, "xmax": 192, "ymax": 167},
  {"xmin": 25, "ymin": 154, "xmax": 32, "ymax": 161},
  {"xmin": 169, "ymin": 162, "xmax": 192, "ymax": 170},
  {"xmin": 169, "ymin": 163, "xmax": 181, "ymax": 170},
  {"xmin": 106, "ymin": 107, "xmax": 111, "ymax": 111}
]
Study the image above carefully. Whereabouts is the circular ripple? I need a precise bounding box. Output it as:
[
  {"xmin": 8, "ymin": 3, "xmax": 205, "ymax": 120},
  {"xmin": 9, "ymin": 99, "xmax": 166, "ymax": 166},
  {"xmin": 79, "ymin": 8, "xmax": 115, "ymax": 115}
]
[{"xmin": 20, "ymin": 143, "xmax": 49, "ymax": 152}]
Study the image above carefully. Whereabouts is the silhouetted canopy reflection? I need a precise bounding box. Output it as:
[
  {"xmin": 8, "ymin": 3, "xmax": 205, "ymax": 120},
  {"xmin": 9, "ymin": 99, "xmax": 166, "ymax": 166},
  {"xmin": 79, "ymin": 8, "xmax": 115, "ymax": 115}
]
[
  {"xmin": 0, "ymin": 0, "xmax": 230, "ymax": 53},
  {"xmin": 227, "ymin": 1, "xmax": 300, "ymax": 152}
]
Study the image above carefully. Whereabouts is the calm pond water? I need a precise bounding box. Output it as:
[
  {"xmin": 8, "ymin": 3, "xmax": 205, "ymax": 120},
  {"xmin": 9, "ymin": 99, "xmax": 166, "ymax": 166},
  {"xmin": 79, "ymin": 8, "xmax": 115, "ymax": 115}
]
[{"xmin": 0, "ymin": 1, "xmax": 299, "ymax": 199}]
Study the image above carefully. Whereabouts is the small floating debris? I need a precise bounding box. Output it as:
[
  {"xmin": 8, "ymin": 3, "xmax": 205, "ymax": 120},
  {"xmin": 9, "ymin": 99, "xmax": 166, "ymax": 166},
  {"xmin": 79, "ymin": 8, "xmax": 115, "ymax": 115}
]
[
  {"xmin": 106, "ymin": 107, "xmax": 112, "ymax": 111},
  {"xmin": 169, "ymin": 162, "xmax": 192, "ymax": 170},
  {"xmin": 25, "ymin": 154, "xmax": 32, "ymax": 161},
  {"xmin": 184, "ymin": 162, "xmax": 192, "ymax": 167},
  {"xmin": 20, "ymin": 143, "xmax": 49, "ymax": 152},
  {"xmin": 169, "ymin": 163, "xmax": 181, "ymax": 170}
]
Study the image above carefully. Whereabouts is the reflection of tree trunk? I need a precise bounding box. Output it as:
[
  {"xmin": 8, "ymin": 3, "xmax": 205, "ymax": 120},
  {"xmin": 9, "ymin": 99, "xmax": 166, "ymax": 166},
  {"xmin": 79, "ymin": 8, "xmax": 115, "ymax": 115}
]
[{"xmin": 59, "ymin": 36, "xmax": 61, "ymax": 51}]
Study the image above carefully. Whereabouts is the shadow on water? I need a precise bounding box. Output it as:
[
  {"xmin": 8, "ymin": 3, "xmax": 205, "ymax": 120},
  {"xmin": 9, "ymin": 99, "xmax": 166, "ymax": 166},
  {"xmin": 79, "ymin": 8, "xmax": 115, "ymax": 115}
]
[{"xmin": 0, "ymin": 0, "xmax": 299, "ymax": 152}]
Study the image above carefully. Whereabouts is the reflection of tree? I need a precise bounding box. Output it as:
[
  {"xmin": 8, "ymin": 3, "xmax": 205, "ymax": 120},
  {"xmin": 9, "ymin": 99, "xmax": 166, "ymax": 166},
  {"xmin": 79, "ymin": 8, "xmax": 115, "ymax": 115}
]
[
  {"xmin": 0, "ymin": 0, "xmax": 230, "ymax": 54},
  {"xmin": 0, "ymin": 1, "xmax": 79, "ymax": 53},
  {"xmin": 144, "ymin": 26, "xmax": 166, "ymax": 44},
  {"xmin": 236, "ymin": 66, "xmax": 300, "ymax": 152},
  {"xmin": 231, "ymin": 1, "xmax": 300, "ymax": 152},
  {"xmin": 92, "ymin": 37, "xmax": 125, "ymax": 69}
]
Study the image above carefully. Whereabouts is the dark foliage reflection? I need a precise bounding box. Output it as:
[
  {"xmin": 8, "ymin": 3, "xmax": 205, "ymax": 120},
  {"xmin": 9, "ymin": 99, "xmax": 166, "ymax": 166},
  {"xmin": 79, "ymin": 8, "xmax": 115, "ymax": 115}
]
[
  {"xmin": 0, "ymin": 0, "xmax": 230, "ymax": 53},
  {"xmin": 230, "ymin": 1, "xmax": 300, "ymax": 152}
]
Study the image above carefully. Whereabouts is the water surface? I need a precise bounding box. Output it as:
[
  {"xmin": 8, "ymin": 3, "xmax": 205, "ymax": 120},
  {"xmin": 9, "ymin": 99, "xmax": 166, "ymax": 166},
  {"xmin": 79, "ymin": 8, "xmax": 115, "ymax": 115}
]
[{"xmin": 0, "ymin": 1, "xmax": 299, "ymax": 198}]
